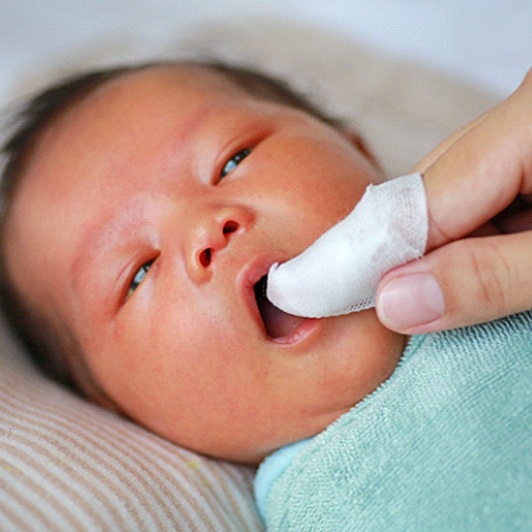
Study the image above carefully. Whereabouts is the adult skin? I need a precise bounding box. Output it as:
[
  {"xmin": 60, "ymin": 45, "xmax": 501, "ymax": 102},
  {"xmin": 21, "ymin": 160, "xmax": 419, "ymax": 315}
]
[{"xmin": 377, "ymin": 70, "xmax": 532, "ymax": 334}]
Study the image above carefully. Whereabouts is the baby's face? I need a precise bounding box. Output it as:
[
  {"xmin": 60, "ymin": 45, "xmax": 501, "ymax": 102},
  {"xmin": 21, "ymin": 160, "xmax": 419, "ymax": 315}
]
[{"xmin": 6, "ymin": 66, "xmax": 404, "ymax": 462}]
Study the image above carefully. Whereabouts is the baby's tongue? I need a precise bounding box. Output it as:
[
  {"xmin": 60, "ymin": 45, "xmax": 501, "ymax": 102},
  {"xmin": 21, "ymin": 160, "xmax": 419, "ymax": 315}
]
[{"xmin": 255, "ymin": 277, "xmax": 305, "ymax": 339}]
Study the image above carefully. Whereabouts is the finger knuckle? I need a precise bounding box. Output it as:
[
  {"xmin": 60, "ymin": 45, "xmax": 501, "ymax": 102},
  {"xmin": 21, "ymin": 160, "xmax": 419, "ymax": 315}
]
[{"xmin": 468, "ymin": 241, "xmax": 512, "ymax": 315}]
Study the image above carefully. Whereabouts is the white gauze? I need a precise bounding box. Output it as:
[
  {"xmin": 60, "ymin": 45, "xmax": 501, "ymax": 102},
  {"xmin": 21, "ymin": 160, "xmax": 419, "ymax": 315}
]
[{"xmin": 267, "ymin": 172, "xmax": 428, "ymax": 318}]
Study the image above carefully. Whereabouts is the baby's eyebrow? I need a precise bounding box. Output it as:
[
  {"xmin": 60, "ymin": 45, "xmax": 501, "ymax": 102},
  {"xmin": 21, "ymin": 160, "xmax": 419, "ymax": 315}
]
[{"xmin": 69, "ymin": 200, "xmax": 149, "ymax": 301}]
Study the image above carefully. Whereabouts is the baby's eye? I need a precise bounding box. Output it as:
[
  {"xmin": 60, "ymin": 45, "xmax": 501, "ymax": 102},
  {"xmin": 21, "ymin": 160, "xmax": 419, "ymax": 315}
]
[
  {"xmin": 126, "ymin": 260, "xmax": 153, "ymax": 300},
  {"xmin": 221, "ymin": 148, "xmax": 251, "ymax": 178}
]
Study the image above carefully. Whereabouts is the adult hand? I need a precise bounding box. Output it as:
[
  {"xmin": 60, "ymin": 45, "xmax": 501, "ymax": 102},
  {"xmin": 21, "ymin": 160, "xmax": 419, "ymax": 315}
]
[{"xmin": 376, "ymin": 70, "xmax": 532, "ymax": 334}]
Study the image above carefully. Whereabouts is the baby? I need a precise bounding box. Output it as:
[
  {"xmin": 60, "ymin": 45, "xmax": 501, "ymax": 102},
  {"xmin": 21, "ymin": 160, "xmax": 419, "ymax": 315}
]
[
  {"xmin": 0, "ymin": 60, "xmax": 402, "ymax": 464},
  {"xmin": 1, "ymin": 60, "xmax": 530, "ymax": 528}
]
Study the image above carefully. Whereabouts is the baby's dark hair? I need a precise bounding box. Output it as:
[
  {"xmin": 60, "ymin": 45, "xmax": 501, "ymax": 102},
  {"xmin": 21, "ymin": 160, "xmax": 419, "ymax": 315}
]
[{"xmin": 0, "ymin": 58, "xmax": 343, "ymax": 392}]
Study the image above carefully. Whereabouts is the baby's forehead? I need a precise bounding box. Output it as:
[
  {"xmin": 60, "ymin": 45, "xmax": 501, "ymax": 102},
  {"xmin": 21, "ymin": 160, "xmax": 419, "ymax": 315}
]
[
  {"xmin": 52, "ymin": 65, "xmax": 236, "ymax": 126},
  {"xmin": 71, "ymin": 65, "xmax": 250, "ymax": 115},
  {"xmin": 24, "ymin": 65, "xmax": 254, "ymax": 175}
]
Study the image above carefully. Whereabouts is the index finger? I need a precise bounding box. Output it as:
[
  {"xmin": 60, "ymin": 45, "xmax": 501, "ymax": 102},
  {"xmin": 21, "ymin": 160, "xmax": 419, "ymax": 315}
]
[{"xmin": 414, "ymin": 70, "xmax": 532, "ymax": 251}]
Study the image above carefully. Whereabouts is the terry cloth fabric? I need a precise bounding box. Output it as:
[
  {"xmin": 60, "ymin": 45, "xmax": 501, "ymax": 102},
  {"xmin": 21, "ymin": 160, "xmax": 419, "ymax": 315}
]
[{"xmin": 255, "ymin": 311, "xmax": 532, "ymax": 531}]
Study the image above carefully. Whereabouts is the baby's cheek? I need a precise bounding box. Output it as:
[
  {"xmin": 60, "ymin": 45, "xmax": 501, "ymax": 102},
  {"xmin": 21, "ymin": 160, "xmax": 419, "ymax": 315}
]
[{"xmin": 347, "ymin": 311, "xmax": 404, "ymax": 379}]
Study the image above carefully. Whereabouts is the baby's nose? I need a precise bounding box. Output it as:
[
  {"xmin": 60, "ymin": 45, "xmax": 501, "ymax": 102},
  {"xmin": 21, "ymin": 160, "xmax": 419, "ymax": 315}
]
[
  {"xmin": 187, "ymin": 206, "xmax": 254, "ymax": 282},
  {"xmin": 197, "ymin": 218, "xmax": 239, "ymax": 268}
]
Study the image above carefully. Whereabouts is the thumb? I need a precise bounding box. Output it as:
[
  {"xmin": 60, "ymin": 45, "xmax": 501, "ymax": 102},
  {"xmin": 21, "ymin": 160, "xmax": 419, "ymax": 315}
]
[{"xmin": 375, "ymin": 230, "xmax": 532, "ymax": 334}]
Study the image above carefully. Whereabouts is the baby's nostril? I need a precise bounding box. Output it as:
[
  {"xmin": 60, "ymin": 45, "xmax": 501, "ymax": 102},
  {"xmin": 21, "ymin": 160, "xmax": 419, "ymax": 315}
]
[
  {"xmin": 223, "ymin": 220, "xmax": 239, "ymax": 235},
  {"xmin": 199, "ymin": 248, "xmax": 212, "ymax": 267},
  {"xmin": 198, "ymin": 220, "xmax": 238, "ymax": 268}
]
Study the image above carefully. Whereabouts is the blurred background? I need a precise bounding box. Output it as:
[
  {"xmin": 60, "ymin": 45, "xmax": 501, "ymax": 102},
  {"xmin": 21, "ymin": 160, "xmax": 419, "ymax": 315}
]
[{"xmin": 1, "ymin": 0, "xmax": 530, "ymax": 108}]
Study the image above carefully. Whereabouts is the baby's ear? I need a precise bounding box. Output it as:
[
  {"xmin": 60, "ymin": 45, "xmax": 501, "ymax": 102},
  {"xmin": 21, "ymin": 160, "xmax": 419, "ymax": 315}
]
[{"xmin": 342, "ymin": 129, "xmax": 383, "ymax": 175}]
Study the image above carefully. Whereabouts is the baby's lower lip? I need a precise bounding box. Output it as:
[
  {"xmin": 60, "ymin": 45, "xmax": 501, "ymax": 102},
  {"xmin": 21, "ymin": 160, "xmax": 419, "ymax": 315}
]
[{"xmin": 268, "ymin": 317, "xmax": 318, "ymax": 345}]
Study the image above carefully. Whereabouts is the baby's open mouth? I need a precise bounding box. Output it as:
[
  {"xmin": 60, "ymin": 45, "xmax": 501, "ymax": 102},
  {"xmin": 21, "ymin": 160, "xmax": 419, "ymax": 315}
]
[{"xmin": 254, "ymin": 276, "xmax": 306, "ymax": 340}]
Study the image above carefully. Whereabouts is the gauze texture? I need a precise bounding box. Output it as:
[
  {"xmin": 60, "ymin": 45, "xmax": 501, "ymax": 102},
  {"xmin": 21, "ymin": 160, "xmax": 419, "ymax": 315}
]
[{"xmin": 267, "ymin": 173, "xmax": 428, "ymax": 317}]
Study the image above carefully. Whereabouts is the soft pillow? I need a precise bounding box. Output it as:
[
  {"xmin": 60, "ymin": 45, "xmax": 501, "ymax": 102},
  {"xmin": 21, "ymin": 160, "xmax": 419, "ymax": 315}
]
[{"xmin": 0, "ymin": 20, "xmax": 498, "ymax": 530}]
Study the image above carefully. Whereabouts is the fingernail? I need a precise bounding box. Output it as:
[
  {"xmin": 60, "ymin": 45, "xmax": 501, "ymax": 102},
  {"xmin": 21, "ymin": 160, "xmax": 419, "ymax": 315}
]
[{"xmin": 378, "ymin": 273, "xmax": 445, "ymax": 330}]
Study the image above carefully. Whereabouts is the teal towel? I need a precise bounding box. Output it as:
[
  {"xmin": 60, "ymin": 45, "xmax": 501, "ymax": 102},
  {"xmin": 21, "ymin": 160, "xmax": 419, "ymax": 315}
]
[{"xmin": 255, "ymin": 311, "xmax": 532, "ymax": 530}]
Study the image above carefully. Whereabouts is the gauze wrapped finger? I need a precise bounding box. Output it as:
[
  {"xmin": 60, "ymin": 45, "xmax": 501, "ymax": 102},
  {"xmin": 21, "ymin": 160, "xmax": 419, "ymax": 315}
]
[{"xmin": 267, "ymin": 173, "xmax": 428, "ymax": 318}]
